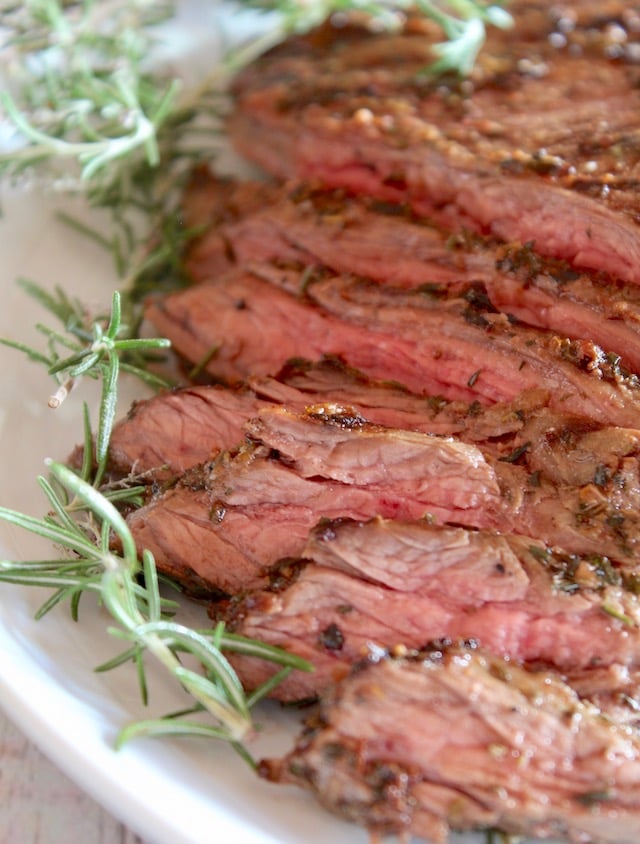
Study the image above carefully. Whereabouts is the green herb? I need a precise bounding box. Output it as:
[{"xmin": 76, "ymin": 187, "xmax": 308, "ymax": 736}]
[
  {"xmin": 498, "ymin": 441, "xmax": 531, "ymax": 464},
  {"xmin": 416, "ymin": 0, "xmax": 513, "ymax": 76},
  {"xmin": 0, "ymin": 282, "xmax": 171, "ymax": 488},
  {"xmin": 485, "ymin": 830, "xmax": 518, "ymax": 844},
  {"xmin": 0, "ymin": 460, "xmax": 312, "ymax": 757},
  {"xmin": 602, "ymin": 604, "xmax": 635, "ymax": 627},
  {"xmin": 574, "ymin": 789, "xmax": 614, "ymax": 808},
  {"xmin": 0, "ymin": 0, "xmax": 178, "ymax": 181},
  {"xmin": 243, "ymin": 0, "xmax": 513, "ymax": 77},
  {"xmin": 0, "ymin": 268, "xmax": 313, "ymax": 758},
  {"xmin": 1, "ymin": 0, "xmax": 226, "ymax": 300},
  {"xmin": 467, "ymin": 368, "xmax": 481, "ymax": 387}
]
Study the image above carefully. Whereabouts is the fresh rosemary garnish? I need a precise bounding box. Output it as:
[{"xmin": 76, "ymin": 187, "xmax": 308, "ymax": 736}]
[
  {"xmin": 416, "ymin": 0, "xmax": 513, "ymax": 76},
  {"xmin": 1, "ymin": 0, "xmax": 513, "ymax": 185},
  {"xmin": 0, "ymin": 460, "xmax": 312, "ymax": 758},
  {"xmin": 0, "ymin": 279, "xmax": 312, "ymax": 756},
  {"xmin": 0, "ymin": 281, "xmax": 171, "ymax": 488},
  {"xmin": 0, "ymin": 0, "xmax": 179, "ymax": 180}
]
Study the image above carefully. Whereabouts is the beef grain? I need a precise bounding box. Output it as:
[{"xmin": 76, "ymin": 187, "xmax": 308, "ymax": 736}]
[
  {"xmin": 127, "ymin": 406, "xmax": 640, "ymax": 597},
  {"xmin": 107, "ymin": 384, "xmax": 263, "ymax": 480},
  {"xmin": 221, "ymin": 517, "xmax": 640, "ymax": 705},
  {"xmin": 145, "ymin": 264, "xmax": 640, "ymax": 428},
  {"xmin": 108, "ymin": 346, "xmax": 640, "ymax": 492},
  {"xmin": 106, "ymin": 360, "xmax": 541, "ymax": 480},
  {"xmin": 260, "ymin": 643, "xmax": 640, "ymax": 844},
  {"xmin": 228, "ymin": 3, "xmax": 640, "ymax": 285},
  {"xmin": 126, "ymin": 406, "xmax": 508, "ymax": 595},
  {"xmin": 185, "ymin": 175, "xmax": 640, "ymax": 374}
]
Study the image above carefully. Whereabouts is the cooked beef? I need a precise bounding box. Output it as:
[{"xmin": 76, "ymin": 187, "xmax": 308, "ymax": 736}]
[
  {"xmin": 220, "ymin": 516, "xmax": 640, "ymax": 706},
  {"xmin": 127, "ymin": 404, "xmax": 640, "ymax": 597},
  {"xmin": 259, "ymin": 642, "xmax": 640, "ymax": 844},
  {"xmin": 229, "ymin": 4, "xmax": 640, "ymax": 286},
  {"xmin": 185, "ymin": 174, "xmax": 640, "ymax": 374},
  {"xmin": 126, "ymin": 406, "xmax": 506, "ymax": 595},
  {"xmin": 108, "ymin": 343, "xmax": 640, "ymax": 492},
  {"xmin": 106, "ymin": 358, "xmax": 543, "ymax": 480},
  {"xmin": 181, "ymin": 172, "xmax": 283, "ymax": 280},
  {"xmin": 255, "ymin": 357, "xmax": 548, "ymax": 443},
  {"xmin": 107, "ymin": 384, "xmax": 263, "ymax": 480},
  {"xmin": 145, "ymin": 263, "xmax": 640, "ymax": 428}
]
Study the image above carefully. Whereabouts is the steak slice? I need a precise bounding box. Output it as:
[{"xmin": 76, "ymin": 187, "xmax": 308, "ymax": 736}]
[
  {"xmin": 127, "ymin": 405, "xmax": 640, "ymax": 597},
  {"xmin": 106, "ymin": 360, "xmax": 542, "ymax": 480},
  {"xmin": 255, "ymin": 357, "xmax": 548, "ymax": 443},
  {"xmin": 260, "ymin": 643, "xmax": 640, "ymax": 844},
  {"xmin": 228, "ymin": 3, "xmax": 640, "ymax": 285},
  {"xmin": 221, "ymin": 516, "xmax": 640, "ymax": 706},
  {"xmin": 127, "ymin": 406, "xmax": 506, "ymax": 595},
  {"xmin": 145, "ymin": 264, "xmax": 640, "ymax": 428},
  {"xmin": 106, "ymin": 383, "xmax": 263, "ymax": 481},
  {"xmin": 106, "ymin": 348, "xmax": 640, "ymax": 493},
  {"xmin": 185, "ymin": 174, "xmax": 640, "ymax": 374}
]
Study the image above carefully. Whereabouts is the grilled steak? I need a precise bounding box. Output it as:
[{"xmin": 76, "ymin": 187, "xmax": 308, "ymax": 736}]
[
  {"xmin": 106, "ymin": 359, "xmax": 542, "ymax": 480},
  {"xmin": 107, "ymin": 345, "xmax": 640, "ymax": 493},
  {"xmin": 145, "ymin": 264, "xmax": 640, "ymax": 428},
  {"xmin": 255, "ymin": 357, "xmax": 548, "ymax": 443},
  {"xmin": 221, "ymin": 517, "xmax": 640, "ymax": 706},
  {"xmin": 126, "ymin": 406, "xmax": 506, "ymax": 595},
  {"xmin": 185, "ymin": 174, "xmax": 640, "ymax": 374},
  {"xmin": 228, "ymin": 2, "xmax": 640, "ymax": 285},
  {"xmin": 126, "ymin": 404, "xmax": 640, "ymax": 597},
  {"xmin": 106, "ymin": 384, "xmax": 263, "ymax": 480},
  {"xmin": 260, "ymin": 642, "xmax": 640, "ymax": 844}
]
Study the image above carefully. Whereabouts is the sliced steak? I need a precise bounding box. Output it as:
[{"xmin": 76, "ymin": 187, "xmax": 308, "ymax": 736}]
[
  {"xmin": 185, "ymin": 174, "xmax": 640, "ymax": 374},
  {"xmin": 221, "ymin": 516, "xmax": 640, "ymax": 705},
  {"xmin": 127, "ymin": 406, "xmax": 506, "ymax": 595},
  {"xmin": 106, "ymin": 360, "xmax": 539, "ymax": 480},
  {"xmin": 127, "ymin": 406, "xmax": 640, "ymax": 597},
  {"xmin": 260, "ymin": 642, "xmax": 640, "ymax": 844},
  {"xmin": 108, "ymin": 347, "xmax": 640, "ymax": 490},
  {"xmin": 106, "ymin": 384, "xmax": 263, "ymax": 480},
  {"xmin": 145, "ymin": 264, "xmax": 640, "ymax": 428},
  {"xmin": 229, "ymin": 4, "xmax": 640, "ymax": 285},
  {"xmin": 254, "ymin": 357, "xmax": 548, "ymax": 443}
]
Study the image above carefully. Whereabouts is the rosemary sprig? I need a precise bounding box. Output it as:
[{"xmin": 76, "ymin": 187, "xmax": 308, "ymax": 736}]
[
  {"xmin": 1, "ymin": 1, "xmax": 513, "ymax": 187},
  {"xmin": 417, "ymin": 0, "xmax": 513, "ymax": 76},
  {"xmin": 237, "ymin": 0, "xmax": 513, "ymax": 76},
  {"xmin": 0, "ymin": 281, "xmax": 171, "ymax": 488},
  {"xmin": 0, "ymin": 461, "xmax": 312, "ymax": 755},
  {"xmin": 0, "ymin": 0, "xmax": 179, "ymax": 180}
]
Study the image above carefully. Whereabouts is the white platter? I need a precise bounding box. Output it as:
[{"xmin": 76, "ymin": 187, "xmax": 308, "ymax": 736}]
[{"xmin": 0, "ymin": 6, "xmax": 564, "ymax": 843}]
